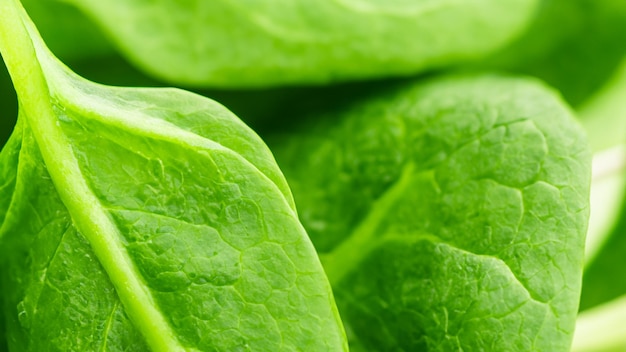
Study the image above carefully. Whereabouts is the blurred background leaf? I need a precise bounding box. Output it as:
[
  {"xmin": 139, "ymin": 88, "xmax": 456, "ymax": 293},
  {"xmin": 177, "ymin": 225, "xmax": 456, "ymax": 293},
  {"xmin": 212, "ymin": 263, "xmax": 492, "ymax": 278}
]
[
  {"xmin": 483, "ymin": 0, "xmax": 626, "ymax": 106},
  {"xmin": 571, "ymin": 57, "xmax": 626, "ymax": 352},
  {"xmin": 579, "ymin": 57, "xmax": 626, "ymax": 310}
]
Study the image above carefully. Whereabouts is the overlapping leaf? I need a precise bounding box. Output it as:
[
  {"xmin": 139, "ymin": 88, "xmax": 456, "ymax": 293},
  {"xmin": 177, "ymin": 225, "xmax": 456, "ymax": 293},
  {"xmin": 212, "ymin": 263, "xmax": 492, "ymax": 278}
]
[
  {"xmin": 64, "ymin": 0, "xmax": 537, "ymax": 87},
  {"xmin": 0, "ymin": 3, "xmax": 346, "ymax": 350},
  {"xmin": 271, "ymin": 75, "xmax": 591, "ymax": 351}
]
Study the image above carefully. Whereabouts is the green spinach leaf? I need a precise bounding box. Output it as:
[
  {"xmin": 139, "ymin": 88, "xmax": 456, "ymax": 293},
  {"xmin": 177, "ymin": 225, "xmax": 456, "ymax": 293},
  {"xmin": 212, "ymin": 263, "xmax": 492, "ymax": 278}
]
[
  {"xmin": 271, "ymin": 75, "xmax": 591, "ymax": 350},
  {"xmin": 0, "ymin": 1, "xmax": 346, "ymax": 350},
  {"xmin": 63, "ymin": 0, "xmax": 537, "ymax": 87}
]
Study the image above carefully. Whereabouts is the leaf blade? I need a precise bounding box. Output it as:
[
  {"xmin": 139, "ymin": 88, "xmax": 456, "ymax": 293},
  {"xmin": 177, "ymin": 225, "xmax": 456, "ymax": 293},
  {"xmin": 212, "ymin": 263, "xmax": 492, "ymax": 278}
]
[
  {"xmin": 271, "ymin": 74, "xmax": 591, "ymax": 350},
  {"xmin": 64, "ymin": 0, "xmax": 538, "ymax": 87},
  {"xmin": 0, "ymin": 1, "xmax": 346, "ymax": 349}
]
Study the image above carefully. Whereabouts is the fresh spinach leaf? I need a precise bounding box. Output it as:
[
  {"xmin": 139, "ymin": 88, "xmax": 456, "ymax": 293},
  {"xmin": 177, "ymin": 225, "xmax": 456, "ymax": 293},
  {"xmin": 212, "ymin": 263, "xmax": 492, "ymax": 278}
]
[
  {"xmin": 62, "ymin": 0, "xmax": 538, "ymax": 87},
  {"xmin": 270, "ymin": 75, "xmax": 591, "ymax": 350},
  {"xmin": 0, "ymin": 1, "xmax": 346, "ymax": 350}
]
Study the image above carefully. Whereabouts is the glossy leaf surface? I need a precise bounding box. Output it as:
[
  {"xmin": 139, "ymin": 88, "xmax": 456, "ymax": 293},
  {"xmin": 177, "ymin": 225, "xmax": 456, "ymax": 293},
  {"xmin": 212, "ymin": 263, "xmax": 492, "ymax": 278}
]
[{"xmin": 0, "ymin": 2, "xmax": 346, "ymax": 350}]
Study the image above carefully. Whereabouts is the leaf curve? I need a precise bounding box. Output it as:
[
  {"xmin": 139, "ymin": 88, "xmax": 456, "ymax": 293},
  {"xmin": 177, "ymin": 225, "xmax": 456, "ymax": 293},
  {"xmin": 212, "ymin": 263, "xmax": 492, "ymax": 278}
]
[
  {"xmin": 0, "ymin": 1, "xmax": 346, "ymax": 350},
  {"xmin": 270, "ymin": 75, "xmax": 591, "ymax": 351},
  {"xmin": 63, "ymin": 0, "xmax": 538, "ymax": 87}
]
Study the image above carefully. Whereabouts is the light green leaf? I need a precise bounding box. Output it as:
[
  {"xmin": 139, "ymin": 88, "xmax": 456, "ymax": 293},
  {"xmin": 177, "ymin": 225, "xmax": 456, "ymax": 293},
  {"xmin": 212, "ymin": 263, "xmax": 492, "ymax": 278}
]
[
  {"xmin": 271, "ymin": 75, "xmax": 591, "ymax": 350},
  {"xmin": 0, "ymin": 1, "xmax": 346, "ymax": 350},
  {"xmin": 64, "ymin": 0, "xmax": 537, "ymax": 87}
]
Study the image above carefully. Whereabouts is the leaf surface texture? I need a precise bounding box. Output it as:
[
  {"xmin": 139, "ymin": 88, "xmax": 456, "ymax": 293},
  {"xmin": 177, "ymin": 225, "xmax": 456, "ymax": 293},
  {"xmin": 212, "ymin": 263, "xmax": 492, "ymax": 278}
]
[
  {"xmin": 0, "ymin": 3, "xmax": 346, "ymax": 350},
  {"xmin": 271, "ymin": 75, "xmax": 591, "ymax": 351}
]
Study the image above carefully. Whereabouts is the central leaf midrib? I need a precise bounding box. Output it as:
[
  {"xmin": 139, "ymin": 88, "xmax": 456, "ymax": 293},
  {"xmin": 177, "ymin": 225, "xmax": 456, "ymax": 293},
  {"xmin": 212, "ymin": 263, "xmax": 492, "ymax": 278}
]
[
  {"xmin": 0, "ymin": 3, "xmax": 186, "ymax": 351},
  {"xmin": 27, "ymin": 109, "xmax": 185, "ymax": 352},
  {"xmin": 320, "ymin": 162, "xmax": 548, "ymax": 306},
  {"xmin": 320, "ymin": 163, "xmax": 417, "ymax": 285}
]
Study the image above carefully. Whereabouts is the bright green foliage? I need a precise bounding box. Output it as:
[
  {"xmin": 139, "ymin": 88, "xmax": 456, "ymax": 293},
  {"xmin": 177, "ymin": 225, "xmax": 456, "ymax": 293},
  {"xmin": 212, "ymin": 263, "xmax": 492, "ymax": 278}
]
[
  {"xmin": 0, "ymin": 2, "xmax": 346, "ymax": 350},
  {"xmin": 64, "ymin": 0, "xmax": 537, "ymax": 87},
  {"xmin": 271, "ymin": 75, "xmax": 591, "ymax": 350},
  {"xmin": 0, "ymin": 0, "xmax": 602, "ymax": 350}
]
